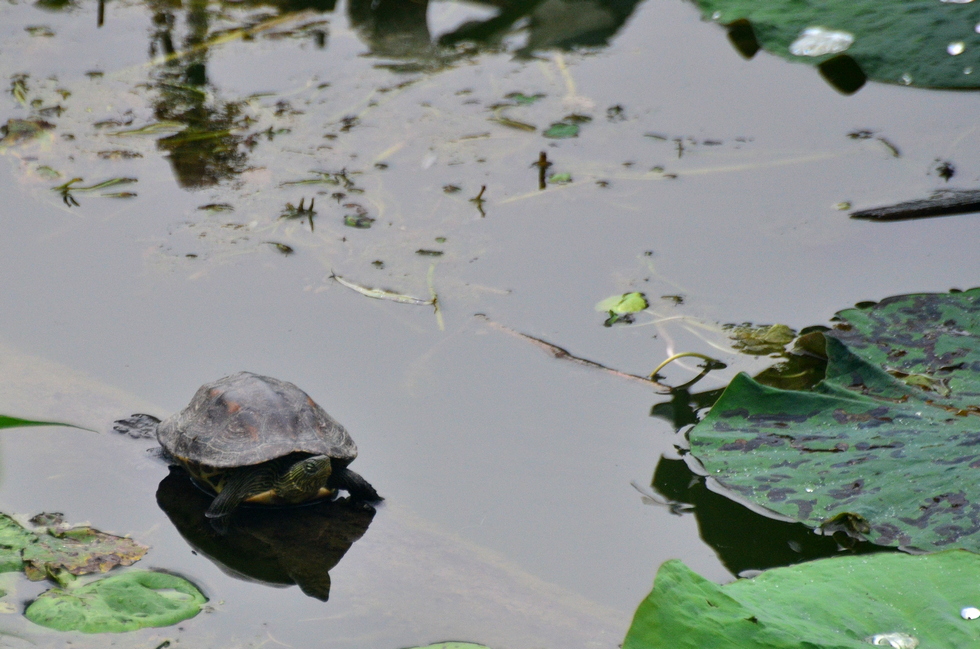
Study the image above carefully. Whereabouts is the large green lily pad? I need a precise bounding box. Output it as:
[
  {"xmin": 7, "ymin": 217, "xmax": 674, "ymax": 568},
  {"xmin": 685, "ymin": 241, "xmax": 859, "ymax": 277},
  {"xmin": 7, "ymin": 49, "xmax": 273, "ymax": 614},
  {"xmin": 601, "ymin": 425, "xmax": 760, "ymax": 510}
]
[
  {"xmin": 624, "ymin": 551, "xmax": 980, "ymax": 649},
  {"xmin": 25, "ymin": 570, "xmax": 207, "ymax": 633},
  {"xmin": 695, "ymin": 0, "xmax": 980, "ymax": 89},
  {"xmin": 688, "ymin": 288, "xmax": 980, "ymax": 552}
]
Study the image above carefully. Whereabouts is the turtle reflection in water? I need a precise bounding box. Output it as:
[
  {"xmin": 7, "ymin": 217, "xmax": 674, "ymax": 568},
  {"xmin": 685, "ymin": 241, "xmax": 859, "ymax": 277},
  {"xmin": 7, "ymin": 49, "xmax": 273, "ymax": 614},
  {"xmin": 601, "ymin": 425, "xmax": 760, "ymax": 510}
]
[{"xmin": 116, "ymin": 372, "xmax": 382, "ymax": 519}]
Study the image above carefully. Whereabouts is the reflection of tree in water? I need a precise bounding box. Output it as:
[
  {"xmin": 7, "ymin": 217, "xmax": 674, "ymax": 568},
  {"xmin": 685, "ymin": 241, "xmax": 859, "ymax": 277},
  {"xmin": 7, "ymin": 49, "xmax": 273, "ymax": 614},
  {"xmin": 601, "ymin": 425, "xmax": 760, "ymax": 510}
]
[
  {"xmin": 439, "ymin": 0, "xmax": 645, "ymax": 55},
  {"xmin": 133, "ymin": 0, "xmax": 643, "ymax": 188},
  {"xmin": 147, "ymin": 0, "xmax": 248, "ymax": 188},
  {"xmin": 348, "ymin": 0, "xmax": 645, "ymax": 66}
]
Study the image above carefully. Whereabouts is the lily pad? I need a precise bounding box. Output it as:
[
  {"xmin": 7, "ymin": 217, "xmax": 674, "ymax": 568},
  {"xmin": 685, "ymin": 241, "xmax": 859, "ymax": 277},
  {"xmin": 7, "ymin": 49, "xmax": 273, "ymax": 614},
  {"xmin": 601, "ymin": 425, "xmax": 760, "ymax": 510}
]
[
  {"xmin": 624, "ymin": 551, "xmax": 980, "ymax": 649},
  {"xmin": 0, "ymin": 515, "xmax": 38, "ymax": 573},
  {"xmin": 694, "ymin": 0, "xmax": 980, "ymax": 89},
  {"xmin": 688, "ymin": 288, "xmax": 980, "ymax": 552},
  {"xmin": 23, "ymin": 524, "xmax": 149, "ymax": 583},
  {"xmin": 0, "ymin": 514, "xmax": 148, "ymax": 584},
  {"xmin": 725, "ymin": 323, "xmax": 796, "ymax": 356},
  {"xmin": 407, "ymin": 644, "xmax": 491, "ymax": 649},
  {"xmin": 25, "ymin": 570, "xmax": 206, "ymax": 633}
]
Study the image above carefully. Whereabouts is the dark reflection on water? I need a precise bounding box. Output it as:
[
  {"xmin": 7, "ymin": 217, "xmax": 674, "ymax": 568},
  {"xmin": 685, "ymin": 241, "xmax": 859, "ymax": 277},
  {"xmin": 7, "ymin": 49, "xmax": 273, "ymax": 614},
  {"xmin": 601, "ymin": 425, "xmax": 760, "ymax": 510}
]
[
  {"xmin": 156, "ymin": 466, "xmax": 375, "ymax": 601},
  {"xmin": 651, "ymin": 456, "xmax": 892, "ymax": 577}
]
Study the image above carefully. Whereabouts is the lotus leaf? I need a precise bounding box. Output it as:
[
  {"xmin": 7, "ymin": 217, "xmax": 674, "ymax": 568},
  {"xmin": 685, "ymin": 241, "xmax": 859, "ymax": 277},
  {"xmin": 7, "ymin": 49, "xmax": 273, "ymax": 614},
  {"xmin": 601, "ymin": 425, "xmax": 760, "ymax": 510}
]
[
  {"xmin": 22, "ymin": 524, "xmax": 148, "ymax": 582},
  {"xmin": 0, "ymin": 514, "xmax": 148, "ymax": 583},
  {"xmin": 624, "ymin": 551, "xmax": 980, "ymax": 649},
  {"xmin": 689, "ymin": 288, "xmax": 980, "ymax": 552},
  {"xmin": 694, "ymin": 0, "xmax": 980, "ymax": 89},
  {"xmin": 406, "ymin": 644, "xmax": 490, "ymax": 649},
  {"xmin": 25, "ymin": 570, "xmax": 206, "ymax": 633}
]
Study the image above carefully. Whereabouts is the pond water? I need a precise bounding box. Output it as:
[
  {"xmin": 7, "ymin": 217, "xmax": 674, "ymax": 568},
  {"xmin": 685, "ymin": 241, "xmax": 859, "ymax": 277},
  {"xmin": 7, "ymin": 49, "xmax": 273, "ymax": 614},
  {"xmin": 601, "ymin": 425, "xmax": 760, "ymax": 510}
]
[{"xmin": 2, "ymin": 0, "xmax": 980, "ymax": 646}]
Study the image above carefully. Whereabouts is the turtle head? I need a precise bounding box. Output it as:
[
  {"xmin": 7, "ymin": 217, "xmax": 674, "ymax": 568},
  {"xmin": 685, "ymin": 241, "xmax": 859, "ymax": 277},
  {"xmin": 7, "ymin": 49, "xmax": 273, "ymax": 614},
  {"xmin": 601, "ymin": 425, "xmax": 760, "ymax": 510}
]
[{"xmin": 274, "ymin": 454, "xmax": 333, "ymax": 503}]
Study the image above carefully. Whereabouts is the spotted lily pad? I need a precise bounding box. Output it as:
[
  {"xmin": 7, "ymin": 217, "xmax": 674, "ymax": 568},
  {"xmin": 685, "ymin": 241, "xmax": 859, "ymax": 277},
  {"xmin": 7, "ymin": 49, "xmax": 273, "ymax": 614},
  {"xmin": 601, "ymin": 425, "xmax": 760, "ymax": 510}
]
[
  {"xmin": 694, "ymin": 0, "xmax": 980, "ymax": 89},
  {"xmin": 0, "ymin": 514, "xmax": 148, "ymax": 584},
  {"xmin": 25, "ymin": 570, "xmax": 206, "ymax": 633},
  {"xmin": 23, "ymin": 524, "xmax": 149, "ymax": 583},
  {"xmin": 688, "ymin": 288, "xmax": 980, "ymax": 552},
  {"xmin": 624, "ymin": 551, "xmax": 980, "ymax": 649}
]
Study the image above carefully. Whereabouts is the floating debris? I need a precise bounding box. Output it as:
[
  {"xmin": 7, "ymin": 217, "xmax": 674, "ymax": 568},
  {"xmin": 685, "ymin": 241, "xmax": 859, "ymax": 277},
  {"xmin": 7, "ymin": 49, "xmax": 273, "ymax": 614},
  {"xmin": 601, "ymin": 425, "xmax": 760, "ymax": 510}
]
[
  {"xmin": 477, "ymin": 314, "xmax": 668, "ymax": 390},
  {"xmin": 51, "ymin": 177, "xmax": 138, "ymax": 207},
  {"xmin": 331, "ymin": 274, "xmax": 434, "ymax": 306},
  {"xmin": 198, "ymin": 203, "xmax": 234, "ymax": 212},
  {"xmin": 265, "ymin": 242, "xmax": 294, "ymax": 255},
  {"xmin": 108, "ymin": 121, "xmax": 185, "ymax": 136}
]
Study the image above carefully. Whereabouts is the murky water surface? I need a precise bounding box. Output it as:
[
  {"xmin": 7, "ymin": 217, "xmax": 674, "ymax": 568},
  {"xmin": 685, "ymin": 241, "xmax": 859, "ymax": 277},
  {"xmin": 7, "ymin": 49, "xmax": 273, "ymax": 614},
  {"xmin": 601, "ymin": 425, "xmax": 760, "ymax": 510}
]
[{"xmin": 2, "ymin": 0, "xmax": 980, "ymax": 646}]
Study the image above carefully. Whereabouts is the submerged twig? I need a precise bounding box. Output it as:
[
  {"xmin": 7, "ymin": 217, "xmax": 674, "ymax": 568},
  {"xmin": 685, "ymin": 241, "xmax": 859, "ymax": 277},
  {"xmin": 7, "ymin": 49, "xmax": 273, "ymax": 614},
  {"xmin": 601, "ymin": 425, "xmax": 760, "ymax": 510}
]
[
  {"xmin": 649, "ymin": 352, "xmax": 726, "ymax": 380},
  {"xmin": 476, "ymin": 314, "xmax": 671, "ymax": 391},
  {"xmin": 426, "ymin": 263, "xmax": 444, "ymax": 331},
  {"xmin": 851, "ymin": 189, "xmax": 980, "ymax": 221},
  {"xmin": 470, "ymin": 185, "xmax": 487, "ymax": 217}
]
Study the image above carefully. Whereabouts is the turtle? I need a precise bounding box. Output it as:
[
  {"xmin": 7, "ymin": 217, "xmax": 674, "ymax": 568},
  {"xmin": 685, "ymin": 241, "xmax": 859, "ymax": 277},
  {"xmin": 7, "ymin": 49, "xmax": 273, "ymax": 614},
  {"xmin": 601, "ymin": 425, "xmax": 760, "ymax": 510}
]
[{"xmin": 116, "ymin": 371, "xmax": 381, "ymax": 519}]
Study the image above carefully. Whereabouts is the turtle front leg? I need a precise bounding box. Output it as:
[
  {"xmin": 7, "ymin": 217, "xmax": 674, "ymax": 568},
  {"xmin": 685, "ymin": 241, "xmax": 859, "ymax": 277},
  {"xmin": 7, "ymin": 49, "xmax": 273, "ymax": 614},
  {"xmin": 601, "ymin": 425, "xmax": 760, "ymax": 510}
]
[{"xmin": 205, "ymin": 466, "xmax": 276, "ymax": 519}]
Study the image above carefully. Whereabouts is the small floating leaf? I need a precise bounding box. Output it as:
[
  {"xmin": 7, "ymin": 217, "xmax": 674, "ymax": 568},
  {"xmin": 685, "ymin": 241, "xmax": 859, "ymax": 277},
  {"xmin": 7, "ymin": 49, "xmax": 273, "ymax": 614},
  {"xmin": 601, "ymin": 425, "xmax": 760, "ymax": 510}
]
[
  {"xmin": 548, "ymin": 172, "xmax": 572, "ymax": 184},
  {"xmin": 505, "ymin": 92, "xmax": 545, "ymax": 105},
  {"xmin": 25, "ymin": 570, "xmax": 206, "ymax": 633},
  {"xmin": 543, "ymin": 122, "xmax": 579, "ymax": 139},
  {"xmin": 596, "ymin": 292, "xmax": 649, "ymax": 314}
]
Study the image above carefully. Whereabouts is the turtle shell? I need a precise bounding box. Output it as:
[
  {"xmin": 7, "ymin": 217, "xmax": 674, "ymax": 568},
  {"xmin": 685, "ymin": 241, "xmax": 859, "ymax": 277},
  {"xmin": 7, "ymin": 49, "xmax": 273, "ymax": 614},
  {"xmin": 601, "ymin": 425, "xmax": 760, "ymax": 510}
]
[{"xmin": 157, "ymin": 372, "xmax": 357, "ymax": 470}]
